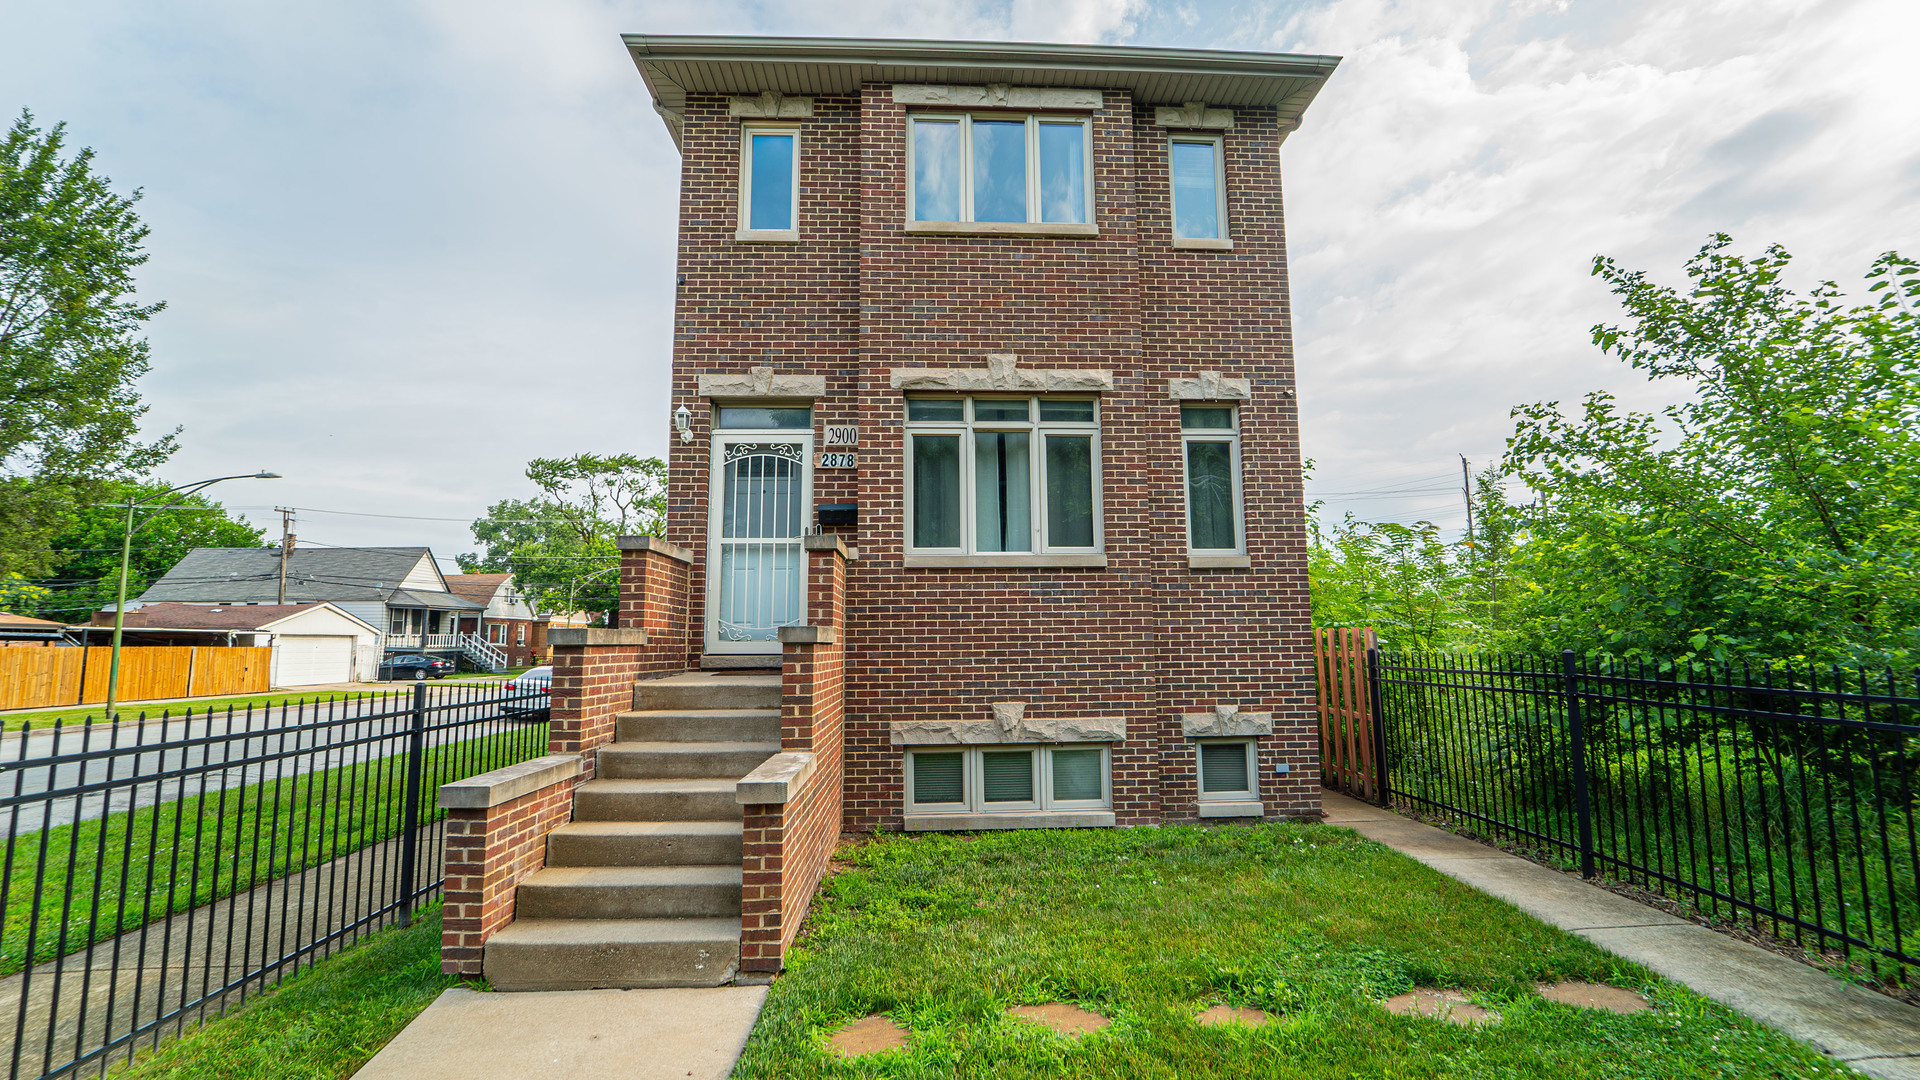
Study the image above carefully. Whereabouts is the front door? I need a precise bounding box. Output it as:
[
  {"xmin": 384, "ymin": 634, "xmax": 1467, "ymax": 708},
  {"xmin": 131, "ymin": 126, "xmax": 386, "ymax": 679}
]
[{"xmin": 706, "ymin": 432, "xmax": 812, "ymax": 655}]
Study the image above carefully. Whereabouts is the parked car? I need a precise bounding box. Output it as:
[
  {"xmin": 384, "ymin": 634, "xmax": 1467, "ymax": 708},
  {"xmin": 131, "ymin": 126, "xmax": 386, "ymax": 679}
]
[
  {"xmin": 378, "ymin": 654, "xmax": 455, "ymax": 681},
  {"xmin": 502, "ymin": 665, "xmax": 552, "ymax": 721}
]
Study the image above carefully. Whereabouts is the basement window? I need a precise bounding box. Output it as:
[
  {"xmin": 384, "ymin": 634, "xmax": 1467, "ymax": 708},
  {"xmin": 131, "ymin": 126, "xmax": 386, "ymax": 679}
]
[
  {"xmin": 1197, "ymin": 739, "xmax": 1257, "ymax": 802},
  {"xmin": 906, "ymin": 745, "xmax": 1110, "ymax": 813}
]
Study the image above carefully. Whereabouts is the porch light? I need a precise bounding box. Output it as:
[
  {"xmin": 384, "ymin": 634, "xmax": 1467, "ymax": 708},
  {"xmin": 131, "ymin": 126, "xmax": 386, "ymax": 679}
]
[{"xmin": 674, "ymin": 403, "xmax": 693, "ymax": 443}]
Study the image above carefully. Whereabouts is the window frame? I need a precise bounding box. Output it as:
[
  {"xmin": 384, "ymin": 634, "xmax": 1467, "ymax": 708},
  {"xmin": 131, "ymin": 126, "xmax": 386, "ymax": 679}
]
[
  {"xmin": 1169, "ymin": 134, "xmax": 1230, "ymax": 249},
  {"xmin": 1196, "ymin": 738, "xmax": 1258, "ymax": 803},
  {"xmin": 903, "ymin": 395, "xmax": 1104, "ymax": 558},
  {"xmin": 905, "ymin": 744, "xmax": 1113, "ymax": 815},
  {"xmin": 737, "ymin": 121, "xmax": 801, "ymax": 243},
  {"xmin": 907, "ymin": 113, "xmax": 1095, "ymax": 227},
  {"xmin": 1180, "ymin": 405, "xmax": 1246, "ymax": 557}
]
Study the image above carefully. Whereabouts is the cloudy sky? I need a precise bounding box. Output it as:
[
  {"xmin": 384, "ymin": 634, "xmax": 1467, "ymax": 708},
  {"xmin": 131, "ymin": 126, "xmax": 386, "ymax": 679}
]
[{"xmin": 4, "ymin": 0, "xmax": 1916, "ymax": 567}]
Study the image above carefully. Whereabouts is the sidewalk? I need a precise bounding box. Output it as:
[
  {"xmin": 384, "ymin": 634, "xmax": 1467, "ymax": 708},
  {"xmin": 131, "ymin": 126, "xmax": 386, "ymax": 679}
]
[
  {"xmin": 1324, "ymin": 790, "xmax": 1920, "ymax": 1080},
  {"xmin": 351, "ymin": 985, "xmax": 768, "ymax": 1080}
]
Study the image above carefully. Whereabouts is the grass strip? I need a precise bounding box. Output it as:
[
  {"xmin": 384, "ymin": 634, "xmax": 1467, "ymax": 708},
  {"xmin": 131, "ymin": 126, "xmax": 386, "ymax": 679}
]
[
  {"xmin": 739, "ymin": 822, "xmax": 1858, "ymax": 1079},
  {"xmin": 1, "ymin": 723, "xmax": 547, "ymax": 976},
  {"xmin": 4, "ymin": 690, "xmax": 415, "ymax": 732},
  {"xmin": 108, "ymin": 904, "xmax": 463, "ymax": 1080}
]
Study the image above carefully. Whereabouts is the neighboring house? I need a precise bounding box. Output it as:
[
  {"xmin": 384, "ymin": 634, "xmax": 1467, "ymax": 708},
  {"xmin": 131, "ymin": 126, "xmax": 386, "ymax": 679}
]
[
  {"xmin": 135, "ymin": 546, "xmax": 506, "ymax": 671},
  {"xmin": 88, "ymin": 602, "xmax": 382, "ymax": 685},
  {"xmin": 444, "ymin": 573, "xmax": 543, "ymax": 667},
  {"xmin": 0, "ymin": 612, "xmax": 71, "ymax": 646},
  {"xmin": 443, "ymin": 38, "xmax": 1341, "ymax": 989}
]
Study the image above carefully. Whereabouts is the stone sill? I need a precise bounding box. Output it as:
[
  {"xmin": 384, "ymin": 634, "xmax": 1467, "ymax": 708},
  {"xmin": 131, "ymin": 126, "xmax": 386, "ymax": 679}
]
[
  {"xmin": 905, "ymin": 220, "xmax": 1099, "ymax": 239},
  {"xmin": 1174, "ymin": 237, "xmax": 1234, "ymax": 250},
  {"xmin": 438, "ymin": 754, "xmax": 580, "ymax": 810},
  {"xmin": 904, "ymin": 810, "xmax": 1115, "ymax": 832},
  {"xmin": 903, "ymin": 554, "xmax": 1107, "ymax": 569},
  {"xmin": 737, "ymin": 751, "xmax": 815, "ymax": 805},
  {"xmin": 548, "ymin": 628, "xmax": 649, "ymax": 648},
  {"xmin": 735, "ymin": 229, "xmax": 800, "ymax": 243},
  {"xmin": 1189, "ymin": 554, "xmax": 1252, "ymax": 569},
  {"xmin": 1197, "ymin": 801, "xmax": 1266, "ymax": 819}
]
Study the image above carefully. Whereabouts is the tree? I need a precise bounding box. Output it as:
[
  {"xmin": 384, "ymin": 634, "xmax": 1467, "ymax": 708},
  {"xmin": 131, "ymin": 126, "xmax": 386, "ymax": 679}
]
[
  {"xmin": 0, "ymin": 111, "xmax": 178, "ymax": 577},
  {"xmin": 460, "ymin": 454, "xmax": 667, "ymax": 620},
  {"xmin": 14, "ymin": 480, "xmax": 264, "ymax": 622},
  {"xmin": 1501, "ymin": 236, "xmax": 1920, "ymax": 664},
  {"xmin": 1309, "ymin": 514, "xmax": 1462, "ymax": 649}
]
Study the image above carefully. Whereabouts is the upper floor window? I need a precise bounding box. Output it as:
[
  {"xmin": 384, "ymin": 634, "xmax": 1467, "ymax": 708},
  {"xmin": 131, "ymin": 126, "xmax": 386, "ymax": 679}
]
[
  {"xmin": 910, "ymin": 115, "xmax": 1090, "ymax": 225},
  {"xmin": 905, "ymin": 395, "xmax": 1100, "ymax": 555},
  {"xmin": 738, "ymin": 123, "xmax": 798, "ymax": 241},
  {"xmin": 1170, "ymin": 135, "xmax": 1227, "ymax": 244},
  {"xmin": 1181, "ymin": 405, "xmax": 1243, "ymax": 554}
]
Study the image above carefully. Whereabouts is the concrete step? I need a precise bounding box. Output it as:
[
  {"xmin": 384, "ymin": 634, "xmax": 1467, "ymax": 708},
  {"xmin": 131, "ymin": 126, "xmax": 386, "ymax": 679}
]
[
  {"xmin": 484, "ymin": 917, "xmax": 741, "ymax": 991},
  {"xmin": 616, "ymin": 709, "xmax": 781, "ymax": 744},
  {"xmin": 596, "ymin": 741, "xmax": 780, "ymax": 780},
  {"xmin": 572, "ymin": 778, "xmax": 741, "ymax": 822},
  {"xmin": 633, "ymin": 672, "xmax": 781, "ymax": 711},
  {"xmin": 515, "ymin": 865, "xmax": 743, "ymax": 920},
  {"xmin": 546, "ymin": 820, "xmax": 743, "ymax": 868}
]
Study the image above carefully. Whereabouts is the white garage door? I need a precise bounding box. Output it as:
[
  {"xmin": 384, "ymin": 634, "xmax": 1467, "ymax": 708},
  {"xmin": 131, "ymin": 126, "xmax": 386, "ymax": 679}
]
[{"xmin": 274, "ymin": 636, "xmax": 353, "ymax": 687}]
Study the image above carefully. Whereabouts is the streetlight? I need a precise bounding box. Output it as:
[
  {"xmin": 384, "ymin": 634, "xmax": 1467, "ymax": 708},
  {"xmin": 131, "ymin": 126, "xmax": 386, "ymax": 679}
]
[{"xmin": 105, "ymin": 471, "xmax": 281, "ymax": 716}]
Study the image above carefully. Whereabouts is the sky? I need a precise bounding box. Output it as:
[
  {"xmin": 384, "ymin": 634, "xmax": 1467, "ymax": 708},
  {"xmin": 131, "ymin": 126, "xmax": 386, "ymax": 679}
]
[{"xmin": 3, "ymin": 0, "xmax": 1917, "ymax": 569}]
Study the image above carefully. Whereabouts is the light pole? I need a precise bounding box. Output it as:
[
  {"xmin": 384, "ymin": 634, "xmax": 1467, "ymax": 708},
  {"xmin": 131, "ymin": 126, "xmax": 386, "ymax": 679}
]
[{"xmin": 105, "ymin": 471, "xmax": 281, "ymax": 717}]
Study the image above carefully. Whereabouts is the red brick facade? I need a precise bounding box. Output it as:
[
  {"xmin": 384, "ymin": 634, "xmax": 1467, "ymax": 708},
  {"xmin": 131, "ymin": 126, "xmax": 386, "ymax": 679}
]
[
  {"xmin": 658, "ymin": 76, "xmax": 1321, "ymax": 831},
  {"xmin": 440, "ymin": 771, "xmax": 576, "ymax": 975}
]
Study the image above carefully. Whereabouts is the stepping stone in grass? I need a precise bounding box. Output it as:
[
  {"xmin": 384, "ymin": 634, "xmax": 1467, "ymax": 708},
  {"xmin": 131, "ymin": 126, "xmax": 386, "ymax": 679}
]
[
  {"xmin": 1536, "ymin": 981, "xmax": 1650, "ymax": 1014},
  {"xmin": 829, "ymin": 1015, "xmax": 909, "ymax": 1057},
  {"xmin": 1382, "ymin": 988, "xmax": 1500, "ymax": 1026},
  {"xmin": 1196, "ymin": 1005, "xmax": 1273, "ymax": 1027},
  {"xmin": 1009, "ymin": 1002, "xmax": 1111, "ymax": 1035}
]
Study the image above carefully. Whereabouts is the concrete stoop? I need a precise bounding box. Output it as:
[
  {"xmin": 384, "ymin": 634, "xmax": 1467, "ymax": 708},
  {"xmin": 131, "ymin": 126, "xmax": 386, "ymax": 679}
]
[{"xmin": 485, "ymin": 672, "xmax": 781, "ymax": 991}]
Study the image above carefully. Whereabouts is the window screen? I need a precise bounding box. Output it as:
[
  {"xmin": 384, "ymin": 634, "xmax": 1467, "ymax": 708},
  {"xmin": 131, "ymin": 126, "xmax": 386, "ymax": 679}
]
[
  {"xmin": 1200, "ymin": 742, "xmax": 1251, "ymax": 794},
  {"xmin": 912, "ymin": 752, "xmax": 964, "ymax": 804},
  {"xmin": 1051, "ymin": 748, "xmax": 1103, "ymax": 802},
  {"xmin": 982, "ymin": 750, "xmax": 1034, "ymax": 803}
]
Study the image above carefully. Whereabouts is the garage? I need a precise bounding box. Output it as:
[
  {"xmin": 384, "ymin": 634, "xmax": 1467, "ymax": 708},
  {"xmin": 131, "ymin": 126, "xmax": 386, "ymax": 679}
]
[{"xmin": 272, "ymin": 634, "xmax": 355, "ymax": 686}]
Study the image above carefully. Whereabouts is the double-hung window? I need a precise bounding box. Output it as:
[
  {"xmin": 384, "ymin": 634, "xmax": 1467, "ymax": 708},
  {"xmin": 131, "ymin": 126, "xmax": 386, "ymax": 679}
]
[
  {"xmin": 906, "ymin": 396, "xmax": 1101, "ymax": 556},
  {"xmin": 1181, "ymin": 405, "xmax": 1243, "ymax": 555},
  {"xmin": 1170, "ymin": 135, "xmax": 1228, "ymax": 246},
  {"xmin": 910, "ymin": 114, "xmax": 1091, "ymax": 226},
  {"xmin": 738, "ymin": 123, "xmax": 799, "ymax": 241},
  {"xmin": 906, "ymin": 745, "xmax": 1110, "ymax": 814}
]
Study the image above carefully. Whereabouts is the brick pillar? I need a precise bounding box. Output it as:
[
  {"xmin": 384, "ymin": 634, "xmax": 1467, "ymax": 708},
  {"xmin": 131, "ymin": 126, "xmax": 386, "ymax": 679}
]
[
  {"xmin": 739, "ymin": 534, "xmax": 849, "ymax": 972},
  {"xmin": 438, "ymin": 755, "xmax": 582, "ymax": 975}
]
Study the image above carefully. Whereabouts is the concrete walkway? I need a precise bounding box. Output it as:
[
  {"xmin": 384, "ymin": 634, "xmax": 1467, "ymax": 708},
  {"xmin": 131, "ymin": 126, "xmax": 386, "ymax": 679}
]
[
  {"xmin": 351, "ymin": 985, "xmax": 769, "ymax": 1080},
  {"xmin": 1324, "ymin": 791, "xmax": 1920, "ymax": 1080}
]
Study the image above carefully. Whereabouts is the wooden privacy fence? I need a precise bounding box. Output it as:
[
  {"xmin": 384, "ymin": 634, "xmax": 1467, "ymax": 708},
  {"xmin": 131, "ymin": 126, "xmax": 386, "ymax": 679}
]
[
  {"xmin": 0, "ymin": 646, "xmax": 270, "ymax": 711},
  {"xmin": 1314, "ymin": 627, "xmax": 1383, "ymax": 801}
]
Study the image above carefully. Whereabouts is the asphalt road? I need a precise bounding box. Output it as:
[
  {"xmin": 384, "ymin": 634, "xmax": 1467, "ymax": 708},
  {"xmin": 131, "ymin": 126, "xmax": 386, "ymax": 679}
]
[{"xmin": 0, "ymin": 684, "xmax": 545, "ymax": 833}]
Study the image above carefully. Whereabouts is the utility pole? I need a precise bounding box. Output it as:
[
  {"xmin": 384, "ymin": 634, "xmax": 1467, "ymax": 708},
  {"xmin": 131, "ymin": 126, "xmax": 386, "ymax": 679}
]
[
  {"xmin": 276, "ymin": 507, "xmax": 296, "ymax": 604},
  {"xmin": 1460, "ymin": 455, "xmax": 1474, "ymax": 557}
]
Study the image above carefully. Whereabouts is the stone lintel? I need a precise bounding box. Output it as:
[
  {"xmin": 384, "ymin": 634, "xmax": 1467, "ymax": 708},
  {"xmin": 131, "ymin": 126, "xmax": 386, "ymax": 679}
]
[
  {"xmin": 777, "ymin": 624, "xmax": 838, "ymax": 645},
  {"xmin": 698, "ymin": 367, "xmax": 827, "ymax": 400},
  {"xmin": 438, "ymin": 754, "xmax": 581, "ymax": 810},
  {"xmin": 615, "ymin": 534, "xmax": 693, "ymax": 563},
  {"xmin": 737, "ymin": 751, "xmax": 816, "ymax": 805},
  {"xmin": 891, "ymin": 717, "xmax": 1126, "ymax": 746},
  {"xmin": 548, "ymin": 628, "xmax": 650, "ymax": 648},
  {"xmin": 1181, "ymin": 706, "xmax": 1274, "ymax": 738},
  {"xmin": 1155, "ymin": 102, "xmax": 1235, "ymax": 129},
  {"xmin": 728, "ymin": 93, "xmax": 814, "ymax": 118},
  {"xmin": 1168, "ymin": 371, "xmax": 1253, "ymax": 400},
  {"xmin": 892, "ymin": 84, "xmax": 1102, "ymax": 110}
]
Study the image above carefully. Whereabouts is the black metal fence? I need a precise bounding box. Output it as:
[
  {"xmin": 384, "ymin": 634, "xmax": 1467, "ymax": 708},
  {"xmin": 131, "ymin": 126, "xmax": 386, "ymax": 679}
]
[
  {"xmin": 1371, "ymin": 649, "xmax": 1920, "ymax": 982},
  {"xmin": 0, "ymin": 681, "xmax": 550, "ymax": 1080}
]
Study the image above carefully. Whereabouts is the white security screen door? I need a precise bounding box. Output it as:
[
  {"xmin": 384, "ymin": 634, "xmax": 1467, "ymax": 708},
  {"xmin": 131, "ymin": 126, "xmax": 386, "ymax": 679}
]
[{"xmin": 706, "ymin": 431, "xmax": 812, "ymax": 654}]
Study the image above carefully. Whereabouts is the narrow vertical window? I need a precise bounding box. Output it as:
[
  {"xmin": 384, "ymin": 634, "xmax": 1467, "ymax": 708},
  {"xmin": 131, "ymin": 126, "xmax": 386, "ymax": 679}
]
[
  {"xmin": 1045, "ymin": 435, "xmax": 1094, "ymax": 548},
  {"xmin": 971, "ymin": 120, "xmax": 1028, "ymax": 223},
  {"xmin": 1171, "ymin": 137, "xmax": 1226, "ymax": 243},
  {"xmin": 1037, "ymin": 121, "xmax": 1088, "ymax": 224},
  {"xmin": 1181, "ymin": 406, "xmax": 1243, "ymax": 555},
  {"xmin": 912, "ymin": 434, "xmax": 962, "ymax": 549},
  {"xmin": 973, "ymin": 432, "xmax": 1032, "ymax": 552},
  {"xmin": 912, "ymin": 118, "xmax": 961, "ymax": 222},
  {"xmin": 738, "ymin": 125, "xmax": 799, "ymax": 240}
]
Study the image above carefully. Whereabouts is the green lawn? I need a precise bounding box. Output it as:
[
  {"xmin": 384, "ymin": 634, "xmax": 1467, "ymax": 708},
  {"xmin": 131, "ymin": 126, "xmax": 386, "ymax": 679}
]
[
  {"xmin": 4, "ymin": 689, "xmax": 410, "ymax": 731},
  {"xmin": 2, "ymin": 724, "xmax": 547, "ymax": 976},
  {"xmin": 108, "ymin": 906, "xmax": 466, "ymax": 1080},
  {"xmin": 737, "ymin": 823, "xmax": 1857, "ymax": 1079}
]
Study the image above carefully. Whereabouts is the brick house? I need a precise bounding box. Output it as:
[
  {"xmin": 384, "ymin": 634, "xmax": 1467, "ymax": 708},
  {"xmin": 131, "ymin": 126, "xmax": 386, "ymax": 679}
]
[
  {"xmin": 440, "ymin": 36, "xmax": 1339, "ymax": 989},
  {"xmin": 444, "ymin": 573, "xmax": 542, "ymax": 667}
]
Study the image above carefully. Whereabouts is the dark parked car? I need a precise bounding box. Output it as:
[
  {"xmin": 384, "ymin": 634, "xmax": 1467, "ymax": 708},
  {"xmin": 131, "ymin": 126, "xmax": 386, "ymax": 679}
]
[
  {"xmin": 378, "ymin": 654, "xmax": 454, "ymax": 680},
  {"xmin": 501, "ymin": 666, "xmax": 552, "ymax": 721}
]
